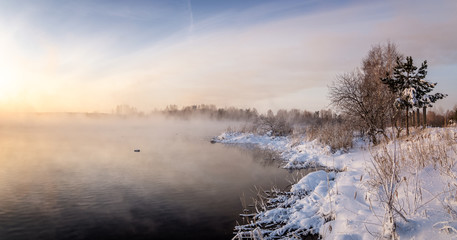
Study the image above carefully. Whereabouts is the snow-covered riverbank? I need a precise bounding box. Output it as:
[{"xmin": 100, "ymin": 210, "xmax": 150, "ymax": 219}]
[{"xmin": 214, "ymin": 128, "xmax": 457, "ymax": 239}]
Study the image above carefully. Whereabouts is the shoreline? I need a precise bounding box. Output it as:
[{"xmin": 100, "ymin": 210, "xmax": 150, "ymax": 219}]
[{"xmin": 214, "ymin": 128, "xmax": 457, "ymax": 239}]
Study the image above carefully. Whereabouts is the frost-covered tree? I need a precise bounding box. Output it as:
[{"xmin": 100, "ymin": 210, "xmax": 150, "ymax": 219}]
[
  {"xmin": 329, "ymin": 42, "xmax": 401, "ymax": 144},
  {"xmin": 382, "ymin": 57, "xmax": 446, "ymax": 132}
]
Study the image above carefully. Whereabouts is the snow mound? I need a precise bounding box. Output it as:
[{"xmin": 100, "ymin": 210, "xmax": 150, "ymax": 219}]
[{"xmin": 235, "ymin": 170, "xmax": 336, "ymax": 239}]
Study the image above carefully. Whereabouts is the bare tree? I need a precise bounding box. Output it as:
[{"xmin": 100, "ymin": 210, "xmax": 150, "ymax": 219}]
[
  {"xmin": 329, "ymin": 42, "xmax": 401, "ymax": 144},
  {"xmin": 258, "ymin": 110, "xmax": 293, "ymax": 136}
]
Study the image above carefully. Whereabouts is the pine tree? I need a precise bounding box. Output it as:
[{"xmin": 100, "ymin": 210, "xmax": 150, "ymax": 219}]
[
  {"xmin": 408, "ymin": 60, "xmax": 446, "ymax": 128},
  {"xmin": 408, "ymin": 59, "xmax": 428, "ymax": 129},
  {"xmin": 382, "ymin": 57, "xmax": 447, "ymax": 132},
  {"xmin": 381, "ymin": 57, "xmax": 418, "ymax": 136}
]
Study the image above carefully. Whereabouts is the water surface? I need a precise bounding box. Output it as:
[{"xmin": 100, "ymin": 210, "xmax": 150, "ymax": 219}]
[{"xmin": 0, "ymin": 114, "xmax": 305, "ymax": 239}]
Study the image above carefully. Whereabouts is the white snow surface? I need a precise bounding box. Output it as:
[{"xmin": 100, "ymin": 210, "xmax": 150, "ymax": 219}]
[{"xmin": 215, "ymin": 128, "xmax": 457, "ymax": 239}]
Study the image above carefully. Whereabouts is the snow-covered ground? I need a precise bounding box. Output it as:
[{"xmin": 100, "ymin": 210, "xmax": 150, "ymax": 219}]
[{"xmin": 214, "ymin": 128, "xmax": 457, "ymax": 239}]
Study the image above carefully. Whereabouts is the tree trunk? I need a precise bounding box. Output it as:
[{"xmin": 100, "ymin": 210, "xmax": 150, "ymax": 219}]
[
  {"xmin": 406, "ymin": 107, "xmax": 409, "ymax": 136},
  {"xmin": 383, "ymin": 207, "xmax": 398, "ymax": 240},
  {"xmin": 416, "ymin": 108, "xmax": 420, "ymax": 128},
  {"xmin": 411, "ymin": 112, "xmax": 415, "ymax": 127},
  {"xmin": 423, "ymin": 107, "xmax": 427, "ymax": 129}
]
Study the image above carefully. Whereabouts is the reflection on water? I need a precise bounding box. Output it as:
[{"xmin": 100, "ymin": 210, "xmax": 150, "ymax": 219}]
[
  {"xmin": 224, "ymin": 144, "xmax": 284, "ymax": 168},
  {"xmin": 0, "ymin": 114, "xmax": 306, "ymax": 239}
]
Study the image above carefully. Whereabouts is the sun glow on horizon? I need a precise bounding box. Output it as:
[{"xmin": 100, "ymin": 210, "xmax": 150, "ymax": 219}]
[
  {"xmin": 0, "ymin": 52, "xmax": 20, "ymax": 102},
  {"xmin": 0, "ymin": 0, "xmax": 456, "ymax": 113}
]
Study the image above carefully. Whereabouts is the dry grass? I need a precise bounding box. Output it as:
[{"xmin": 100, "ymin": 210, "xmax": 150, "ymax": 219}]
[
  {"xmin": 368, "ymin": 128, "xmax": 457, "ymax": 239},
  {"xmin": 306, "ymin": 121, "xmax": 354, "ymax": 152}
]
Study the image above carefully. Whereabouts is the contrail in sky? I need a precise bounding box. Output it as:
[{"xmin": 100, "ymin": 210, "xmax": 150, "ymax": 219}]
[{"xmin": 187, "ymin": 0, "xmax": 194, "ymax": 32}]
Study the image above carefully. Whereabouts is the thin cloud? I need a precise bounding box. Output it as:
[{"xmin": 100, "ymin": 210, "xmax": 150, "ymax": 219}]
[
  {"xmin": 187, "ymin": 0, "xmax": 194, "ymax": 32},
  {"xmin": 0, "ymin": 0, "xmax": 456, "ymax": 112}
]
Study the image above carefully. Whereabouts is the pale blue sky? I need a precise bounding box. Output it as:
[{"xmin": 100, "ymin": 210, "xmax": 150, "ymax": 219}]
[{"xmin": 0, "ymin": 0, "xmax": 456, "ymax": 113}]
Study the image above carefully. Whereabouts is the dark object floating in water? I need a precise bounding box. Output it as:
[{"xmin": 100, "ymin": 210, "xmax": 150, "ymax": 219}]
[
  {"xmin": 134, "ymin": 149, "xmax": 140, "ymax": 152},
  {"xmin": 210, "ymin": 138, "xmax": 217, "ymax": 144}
]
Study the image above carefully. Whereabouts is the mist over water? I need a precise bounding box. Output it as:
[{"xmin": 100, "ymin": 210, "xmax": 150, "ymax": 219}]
[{"xmin": 0, "ymin": 114, "xmax": 305, "ymax": 239}]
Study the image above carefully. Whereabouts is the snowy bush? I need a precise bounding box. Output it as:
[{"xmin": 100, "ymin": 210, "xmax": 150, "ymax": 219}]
[{"xmin": 257, "ymin": 114, "xmax": 293, "ymax": 137}]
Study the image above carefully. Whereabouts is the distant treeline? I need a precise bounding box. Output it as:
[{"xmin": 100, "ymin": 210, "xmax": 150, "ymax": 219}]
[
  {"xmin": 111, "ymin": 103, "xmax": 338, "ymax": 122},
  {"xmin": 162, "ymin": 104, "xmax": 258, "ymax": 120},
  {"xmin": 111, "ymin": 103, "xmax": 457, "ymax": 130},
  {"xmin": 161, "ymin": 104, "xmax": 340, "ymax": 122},
  {"xmin": 426, "ymin": 108, "xmax": 457, "ymax": 127}
]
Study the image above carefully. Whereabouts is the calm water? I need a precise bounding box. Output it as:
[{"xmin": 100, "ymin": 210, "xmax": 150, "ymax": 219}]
[{"xmin": 0, "ymin": 115, "xmax": 305, "ymax": 239}]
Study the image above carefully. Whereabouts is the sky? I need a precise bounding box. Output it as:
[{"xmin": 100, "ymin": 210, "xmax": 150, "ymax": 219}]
[{"xmin": 0, "ymin": 0, "xmax": 456, "ymax": 113}]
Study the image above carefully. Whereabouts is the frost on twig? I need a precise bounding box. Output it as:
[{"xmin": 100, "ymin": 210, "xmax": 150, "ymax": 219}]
[{"xmin": 234, "ymin": 170, "xmax": 335, "ymax": 240}]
